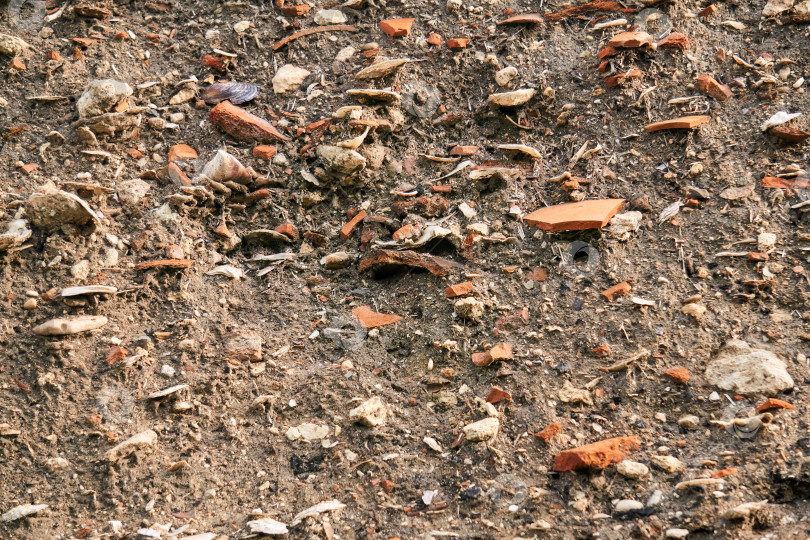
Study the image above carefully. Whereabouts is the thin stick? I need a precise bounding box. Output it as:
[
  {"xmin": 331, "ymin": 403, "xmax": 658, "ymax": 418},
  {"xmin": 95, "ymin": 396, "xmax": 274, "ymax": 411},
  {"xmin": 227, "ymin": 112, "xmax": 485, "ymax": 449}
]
[{"xmin": 272, "ymin": 25, "xmax": 357, "ymax": 51}]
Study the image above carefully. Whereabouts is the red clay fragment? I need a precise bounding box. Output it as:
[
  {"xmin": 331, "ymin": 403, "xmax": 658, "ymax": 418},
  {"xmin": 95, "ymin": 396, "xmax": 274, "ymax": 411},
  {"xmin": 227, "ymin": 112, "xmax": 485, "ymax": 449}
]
[
  {"xmin": 352, "ymin": 305, "xmax": 402, "ymax": 329},
  {"xmin": 446, "ymin": 281, "xmax": 473, "ymax": 298},
  {"xmin": 601, "ymin": 281, "xmax": 632, "ymax": 301},
  {"xmin": 762, "ymin": 176, "xmax": 810, "ymax": 188},
  {"xmin": 604, "ymin": 68, "xmax": 642, "ymax": 88},
  {"xmin": 657, "ymin": 32, "xmax": 690, "ymax": 50},
  {"xmin": 486, "ymin": 386, "xmax": 512, "ymax": 404},
  {"xmin": 471, "ymin": 343, "xmax": 513, "ymax": 367},
  {"xmin": 340, "ymin": 210, "xmax": 367, "ymax": 241},
  {"xmin": 607, "ymin": 31, "xmax": 653, "ymax": 48},
  {"xmin": 756, "ymin": 398, "xmax": 795, "ymax": 413},
  {"xmin": 380, "ymin": 18, "xmax": 415, "ymax": 37},
  {"xmin": 525, "ymin": 199, "xmax": 624, "ymax": 232},
  {"xmin": 447, "ymin": 38, "xmax": 469, "ymax": 49},
  {"xmin": 645, "ymin": 115, "xmax": 710, "ymax": 132},
  {"xmin": 168, "ymin": 144, "xmax": 198, "ymax": 162},
  {"xmin": 696, "ymin": 73, "xmax": 733, "ymax": 101},
  {"xmin": 664, "ymin": 367, "xmax": 690, "ymax": 383},
  {"xmin": 533, "ymin": 423, "xmax": 562, "ymax": 442},
  {"xmin": 210, "ymin": 101, "xmax": 289, "ymax": 143},
  {"xmin": 134, "ymin": 259, "xmax": 194, "ymax": 270},
  {"xmin": 359, "ymin": 249, "xmax": 462, "ymax": 277},
  {"xmin": 553, "ymin": 436, "xmax": 640, "ymax": 472},
  {"xmin": 770, "ymin": 126, "xmax": 810, "ymax": 143}
]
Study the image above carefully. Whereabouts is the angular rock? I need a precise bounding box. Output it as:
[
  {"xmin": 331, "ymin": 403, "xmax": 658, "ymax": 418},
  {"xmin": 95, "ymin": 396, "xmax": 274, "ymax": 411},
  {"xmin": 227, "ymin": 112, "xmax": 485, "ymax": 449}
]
[
  {"xmin": 651, "ymin": 454, "xmax": 686, "ymax": 473},
  {"xmin": 454, "ymin": 297, "xmax": 485, "ymax": 323},
  {"xmin": 487, "ymin": 88, "xmax": 536, "ymax": 107},
  {"xmin": 359, "ymin": 249, "xmax": 462, "ymax": 277},
  {"xmin": 696, "ymin": 73, "xmax": 733, "ymax": 101},
  {"xmin": 463, "ymin": 417, "xmax": 499, "ymax": 442},
  {"xmin": 77, "ymin": 79, "xmax": 133, "ymax": 118},
  {"xmin": 616, "ymin": 460, "xmax": 650, "ymax": 479},
  {"xmin": 104, "ymin": 429, "xmax": 158, "ymax": 462},
  {"xmin": 317, "ymin": 145, "xmax": 366, "ymax": 178},
  {"xmin": 25, "ymin": 185, "xmax": 100, "ymax": 231},
  {"xmin": 380, "ymin": 18, "xmax": 415, "ymax": 37},
  {"xmin": 349, "ymin": 396, "xmax": 388, "ymax": 426},
  {"xmin": 314, "ymin": 9, "xmax": 347, "ymax": 24},
  {"xmin": 209, "ymin": 101, "xmax": 289, "ymax": 143},
  {"xmin": 33, "ymin": 315, "xmax": 108, "ymax": 336},
  {"xmin": 0, "ymin": 219, "xmax": 31, "ymax": 251},
  {"xmin": 525, "ymin": 199, "xmax": 624, "ymax": 231},
  {"xmin": 552, "ymin": 436, "xmax": 640, "ymax": 472},
  {"xmin": 706, "ymin": 340, "xmax": 793, "ymax": 395},
  {"xmin": 0, "ymin": 33, "xmax": 31, "ymax": 57},
  {"xmin": 225, "ymin": 329, "xmax": 262, "ymax": 362},
  {"xmin": 1, "ymin": 504, "xmax": 48, "ymax": 523},
  {"xmin": 615, "ymin": 499, "xmax": 644, "ymax": 512},
  {"xmin": 272, "ymin": 64, "xmax": 311, "ymax": 93}
]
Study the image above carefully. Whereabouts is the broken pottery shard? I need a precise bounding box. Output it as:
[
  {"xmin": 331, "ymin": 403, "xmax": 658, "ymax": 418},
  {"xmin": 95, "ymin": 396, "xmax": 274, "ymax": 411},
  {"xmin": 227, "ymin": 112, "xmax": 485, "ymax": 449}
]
[
  {"xmin": 356, "ymin": 58, "xmax": 411, "ymax": 79},
  {"xmin": 352, "ymin": 305, "xmax": 402, "ymax": 328},
  {"xmin": 705, "ymin": 340, "xmax": 793, "ymax": 395},
  {"xmin": 471, "ymin": 343, "xmax": 513, "ymax": 367},
  {"xmin": 553, "ymin": 436, "xmax": 641, "ymax": 471},
  {"xmin": 657, "ymin": 32, "xmax": 690, "ymax": 50},
  {"xmin": 61, "ymin": 285, "xmax": 117, "ymax": 297},
  {"xmin": 0, "ymin": 33, "xmax": 31, "ymax": 57},
  {"xmin": 604, "ymin": 68, "xmax": 643, "ymax": 87},
  {"xmin": 347, "ymin": 88, "xmax": 401, "ymax": 104},
  {"xmin": 134, "ymin": 259, "xmax": 194, "ymax": 270},
  {"xmin": 0, "ymin": 219, "xmax": 32, "ymax": 251},
  {"xmin": 487, "ymin": 88, "xmax": 536, "ymax": 107},
  {"xmin": 33, "ymin": 315, "xmax": 108, "ymax": 336},
  {"xmin": 77, "ymin": 79, "xmax": 133, "ymax": 118},
  {"xmin": 497, "ymin": 13, "xmax": 544, "ymax": 24},
  {"xmin": 607, "ymin": 31, "xmax": 653, "ymax": 48},
  {"xmin": 359, "ymin": 249, "xmax": 462, "ymax": 276},
  {"xmin": 1, "ymin": 504, "xmax": 48, "ymax": 523},
  {"xmin": 104, "ymin": 429, "xmax": 158, "ymax": 462},
  {"xmin": 272, "ymin": 64, "xmax": 311, "ymax": 93},
  {"xmin": 645, "ymin": 116, "xmax": 711, "ymax": 132},
  {"xmin": 525, "ymin": 199, "xmax": 624, "ymax": 231},
  {"xmin": 25, "ymin": 185, "xmax": 101, "ymax": 231},
  {"xmin": 696, "ymin": 74, "xmax": 733, "ymax": 101},
  {"xmin": 291, "ymin": 500, "xmax": 347, "ymax": 526},
  {"xmin": 317, "ymin": 145, "xmax": 367, "ymax": 178},
  {"xmin": 349, "ymin": 396, "xmax": 388, "ymax": 426},
  {"xmin": 463, "ymin": 417, "xmax": 500, "ymax": 442},
  {"xmin": 770, "ymin": 125, "xmax": 810, "ymax": 143},
  {"xmin": 497, "ymin": 144, "xmax": 542, "ymax": 158},
  {"xmin": 148, "ymin": 384, "xmax": 189, "ymax": 399},
  {"xmin": 209, "ymin": 101, "xmax": 289, "ymax": 142},
  {"xmin": 247, "ymin": 517, "xmax": 289, "ymax": 535},
  {"xmin": 379, "ymin": 18, "xmax": 415, "ymax": 37}
]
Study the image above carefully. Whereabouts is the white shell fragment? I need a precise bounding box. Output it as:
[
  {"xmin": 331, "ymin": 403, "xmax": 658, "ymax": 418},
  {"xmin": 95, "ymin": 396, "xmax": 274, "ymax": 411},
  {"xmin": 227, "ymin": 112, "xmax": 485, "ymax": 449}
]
[
  {"xmin": 487, "ymin": 88, "xmax": 536, "ymax": 107},
  {"xmin": 148, "ymin": 384, "xmax": 190, "ymax": 399},
  {"xmin": 60, "ymin": 285, "xmax": 117, "ymax": 297},
  {"xmin": 0, "ymin": 219, "xmax": 32, "ymax": 251},
  {"xmin": 356, "ymin": 58, "xmax": 411, "ymax": 79},
  {"xmin": 1, "ymin": 503, "xmax": 48, "ymax": 522},
  {"xmin": 247, "ymin": 517, "xmax": 289, "ymax": 535},
  {"xmin": 347, "ymin": 88, "xmax": 401, "ymax": 103},
  {"xmin": 33, "ymin": 315, "xmax": 108, "ymax": 336},
  {"xmin": 206, "ymin": 265, "xmax": 247, "ymax": 280},
  {"xmin": 463, "ymin": 417, "xmax": 500, "ymax": 442},
  {"xmin": 349, "ymin": 396, "xmax": 388, "ymax": 427},
  {"xmin": 761, "ymin": 111, "xmax": 801, "ymax": 131},
  {"xmin": 498, "ymin": 144, "xmax": 541, "ymax": 158},
  {"xmin": 291, "ymin": 500, "xmax": 347, "ymax": 526},
  {"xmin": 104, "ymin": 429, "xmax": 158, "ymax": 462}
]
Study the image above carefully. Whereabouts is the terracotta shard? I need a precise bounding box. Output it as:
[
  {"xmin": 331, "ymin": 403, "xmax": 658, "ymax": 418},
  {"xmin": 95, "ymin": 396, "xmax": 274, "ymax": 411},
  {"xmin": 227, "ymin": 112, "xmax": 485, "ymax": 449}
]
[
  {"xmin": 379, "ymin": 18, "xmax": 415, "ymax": 37},
  {"xmin": 486, "ymin": 386, "xmax": 512, "ymax": 404},
  {"xmin": 600, "ymin": 281, "xmax": 632, "ymax": 301},
  {"xmin": 645, "ymin": 115, "xmax": 710, "ymax": 132},
  {"xmin": 446, "ymin": 281, "xmax": 473, "ymax": 298},
  {"xmin": 497, "ymin": 13, "xmax": 544, "ymax": 24},
  {"xmin": 604, "ymin": 68, "xmax": 642, "ymax": 88},
  {"xmin": 209, "ymin": 100, "xmax": 290, "ymax": 143},
  {"xmin": 352, "ymin": 305, "xmax": 403, "ymax": 328},
  {"xmin": 770, "ymin": 125, "xmax": 810, "ymax": 143},
  {"xmin": 696, "ymin": 74, "xmax": 733, "ymax": 101},
  {"xmin": 607, "ymin": 31, "xmax": 653, "ymax": 48},
  {"xmin": 134, "ymin": 259, "xmax": 194, "ymax": 270},
  {"xmin": 471, "ymin": 343, "xmax": 513, "ymax": 367},
  {"xmin": 340, "ymin": 210, "xmax": 367, "ymax": 241},
  {"xmin": 168, "ymin": 144, "xmax": 198, "ymax": 162},
  {"xmin": 762, "ymin": 176, "xmax": 809, "ymax": 189},
  {"xmin": 359, "ymin": 249, "xmax": 462, "ymax": 277},
  {"xmin": 657, "ymin": 32, "xmax": 691, "ymax": 50},
  {"xmin": 756, "ymin": 398, "xmax": 795, "ymax": 413},
  {"xmin": 533, "ymin": 422, "xmax": 562, "ymax": 442},
  {"xmin": 553, "ymin": 436, "xmax": 641, "ymax": 472},
  {"xmin": 272, "ymin": 25, "xmax": 357, "ymax": 50},
  {"xmin": 525, "ymin": 199, "xmax": 625, "ymax": 231},
  {"xmin": 663, "ymin": 367, "xmax": 690, "ymax": 383}
]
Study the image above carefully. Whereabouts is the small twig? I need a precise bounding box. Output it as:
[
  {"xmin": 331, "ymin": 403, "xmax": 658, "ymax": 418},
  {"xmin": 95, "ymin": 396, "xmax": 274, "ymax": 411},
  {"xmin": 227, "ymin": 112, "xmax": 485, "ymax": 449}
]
[
  {"xmin": 272, "ymin": 25, "xmax": 358, "ymax": 51},
  {"xmin": 504, "ymin": 115, "xmax": 533, "ymax": 130}
]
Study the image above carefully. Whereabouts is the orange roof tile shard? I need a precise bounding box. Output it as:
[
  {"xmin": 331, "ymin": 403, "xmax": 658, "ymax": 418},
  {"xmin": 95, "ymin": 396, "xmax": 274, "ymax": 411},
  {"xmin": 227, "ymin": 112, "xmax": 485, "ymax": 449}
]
[
  {"xmin": 607, "ymin": 31, "xmax": 653, "ymax": 48},
  {"xmin": 524, "ymin": 199, "xmax": 624, "ymax": 231},
  {"xmin": 497, "ymin": 13, "xmax": 544, "ymax": 24},
  {"xmin": 380, "ymin": 18, "xmax": 415, "ymax": 37},
  {"xmin": 351, "ymin": 305, "xmax": 402, "ymax": 329},
  {"xmin": 645, "ymin": 115, "xmax": 710, "ymax": 132},
  {"xmin": 553, "ymin": 436, "xmax": 640, "ymax": 471}
]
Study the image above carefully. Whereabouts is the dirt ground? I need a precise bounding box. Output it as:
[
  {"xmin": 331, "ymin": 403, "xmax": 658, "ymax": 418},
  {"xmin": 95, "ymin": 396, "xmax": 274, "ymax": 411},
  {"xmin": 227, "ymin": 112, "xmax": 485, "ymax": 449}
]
[{"xmin": 2, "ymin": 0, "xmax": 810, "ymax": 538}]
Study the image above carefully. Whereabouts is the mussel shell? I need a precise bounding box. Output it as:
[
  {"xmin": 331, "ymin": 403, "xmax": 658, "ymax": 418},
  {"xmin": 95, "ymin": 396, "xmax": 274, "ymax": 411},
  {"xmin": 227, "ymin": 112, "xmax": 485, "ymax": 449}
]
[{"xmin": 201, "ymin": 82, "xmax": 259, "ymax": 105}]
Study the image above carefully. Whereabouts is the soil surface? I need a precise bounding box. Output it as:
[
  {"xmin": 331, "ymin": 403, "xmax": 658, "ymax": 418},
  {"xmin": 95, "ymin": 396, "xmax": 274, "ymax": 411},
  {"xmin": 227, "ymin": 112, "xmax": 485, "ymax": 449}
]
[{"xmin": 2, "ymin": 0, "xmax": 810, "ymax": 539}]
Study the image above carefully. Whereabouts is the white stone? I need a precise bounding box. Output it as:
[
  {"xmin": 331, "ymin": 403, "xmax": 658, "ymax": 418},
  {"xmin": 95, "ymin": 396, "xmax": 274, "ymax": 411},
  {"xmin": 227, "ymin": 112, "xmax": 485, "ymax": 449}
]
[
  {"xmin": 317, "ymin": 146, "xmax": 366, "ymax": 177},
  {"xmin": 349, "ymin": 396, "xmax": 388, "ymax": 427},
  {"xmin": 487, "ymin": 88, "xmax": 535, "ymax": 107},
  {"xmin": 650, "ymin": 455, "xmax": 685, "ymax": 473},
  {"xmin": 288, "ymin": 423, "xmax": 329, "ymax": 442},
  {"xmin": 463, "ymin": 417, "xmax": 499, "ymax": 442},
  {"xmin": 666, "ymin": 529, "xmax": 690, "ymax": 539},
  {"xmin": 453, "ymin": 297, "xmax": 484, "ymax": 323},
  {"xmin": 71, "ymin": 259, "xmax": 91, "ymax": 280},
  {"xmin": 33, "ymin": 315, "xmax": 108, "ymax": 336},
  {"xmin": 117, "ymin": 179, "xmax": 151, "ymax": 206},
  {"xmin": 616, "ymin": 460, "xmax": 649, "ymax": 479},
  {"xmin": 335, "ymin": 46, "xmax": 356, "ymax": 62},
  {"xmin": 77, "ymin": 79, "xmax": 133, "ymax": 118},
  {"xmin": 706, "ymin": 340, "xmax": 793, "ymax": 395},
  {"xmin": 104, "ymin": 430, "xmax": 158, "ymax": 462},
  {"xmin": 314, "ymin": 9, "xmax": 347, "ymax": 24},
  {"xmin": 494, "ymin": 66, "xmax": 518, "ymax": 86},
  {"xmin": 614, "ymin": 499, "xmax": 644, "ymax": 512},
  {"xmin": 757, "ymin": 232, "xmax": 777, "ymax": 251},
  {"xmin": 272, "ymin": 64, "xmax": 311, "ymax": 94},
  {"xmin": 678, "ymin": 415, "xmax": 700, "ymax": 429},
  {"xmin": 1, "ymin": 504, "xmax": 48, "ymax": 522}
]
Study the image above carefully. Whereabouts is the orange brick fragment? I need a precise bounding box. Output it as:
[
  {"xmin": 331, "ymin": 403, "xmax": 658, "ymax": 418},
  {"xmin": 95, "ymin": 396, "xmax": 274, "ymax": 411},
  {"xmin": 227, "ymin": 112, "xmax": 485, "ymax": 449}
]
[
  {"xmin": 427, "ymin": 33, "xmax": 442, "ymax": 47},
  {"xmin": 380, "ymin": 18, "xmax": 415, "ymax": 37},
  {"xmin": 553, "ymin": 436, "xmax": 640, "ymax": 472},
  {"xmin": 168, "ymin": 144, "xmax": 198, "ymax": 162},
  {"xmin": 21, "ymin": 163, "xmax": 38, "ymax": 175},
  {"xmin": 106, "ymin": 345, "xmax": 128, "ymax": 365},
  {"xmin": 128, "ymin": 148, "xmax": 145, "ymax": 159},
  {"xmin": 591, "ymin": 344, "xmax": 611, "ymax": 358},
  {"xmin": 446, "ymin": 281, "xmax": 473, "ymax": 298},
  {"xmin": 486, "ymin": 386, "xmax": 512, "ymax": 404},
  {"xmin": 449, "ymin": 145, "xmax": 479, "ymax": 156},
  {"xmin": 45, "ymin": 50, "xmax": 62, "ymax": 61},
  {"xmin": 533, "ymin": 423, "xmax": 562, "ymax": 442},
  {"xmin": 253, "ymin": 145, "xmax": 277, "ymax": 160},
  {"xmin": 645, "ymin": 115, "xmax": 710, "ymax": 132},
  {"xmin": 604, "ymin": 68, "xmax": 642, "ymax": 88},
  {"xmin": 711, "ymin": 467, "xmax": 738, "ymax": 479},
  {"xmin": 9, "ymin": 58, "xmax": 26, "ymax": 70},
  {"xmin": 526, "ymin": 268, "xmax": 548, "ymax": 281},
  {"xmin": 351, "ymin": 305, "xmax": 402, "ymax": 329},
  {"xmin": 282, "ymin": 4, "xmax": 309, "ymax": 16},
  {"xmin": 696, "ymin": 73, "xmax": 733, "ymax": 101},
  {"xmin": 471, "ymin": 343, "xmax": 513, "ymax": 367},
  {"xmin": 664, "ymin": 367, "xmax": 690, "ymax": 383},
  {"xmin": 447, "ymin": 38, "xmax": 469, "ymax": 49},
  {"xmin": 600, "ymin": 281, "xmax": 631, "ymax": 302},
  {"xmin": 203, "ymin": 54, "xmax": 228, "ymax": 71},
  {"xmin": 274, "ymin": 223, "xmax": 299, "ymax": 240},
  {"xmin": 698, "ymin": 4, "xmax": 719, "ymax": 17},
  {"xmin": 525, "ymin": 199, "xmax": 624, "ymax": 232},
  {"xmin": 597, "ymin": 46, "xmax": 619, "ymax": 59},
  {"xmin": 762, "ymin": 176, "xmax": 810, "ymax": 189},
  {"xmin": 607, "ymin": 31, "xmax": 653, "ymax": 48},
  {"xmin": 340, "ymin": 210, "xmax": 367, "ymax": 241},
  {"xmin": 657, "ymin": 32, "xmax": 691, "ymax": 50},
  {"xmin": 756, "ymin": 398, "xmax": 795, "ymax": 413},
  {"xmin": 72, "ymin": 37, "xmax": 96, "ymax": 48},
  {"xmin": 209, "ymin": 101, "xmax": 289, "ymax": 143}
]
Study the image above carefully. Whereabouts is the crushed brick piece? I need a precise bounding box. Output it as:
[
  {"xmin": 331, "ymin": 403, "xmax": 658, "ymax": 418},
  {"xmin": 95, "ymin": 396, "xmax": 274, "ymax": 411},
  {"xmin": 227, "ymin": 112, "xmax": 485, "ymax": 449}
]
[
  {"xmin": 604, "ymin": 68, "xmax": 642, "ymax": 88},
  {"xmin": 657, "ymin": 32, "xmax": 690, "ymax": 50},
  {"xmin": 340, "ymin": 210, "xmax": 367, "ymax": 241},
  {"xmin": 553, "ymin": 436, "xmax": 640, "ymax": 472},
  {"xmin": 281, "ymin": 4, "xmax": 309, "ymax": 16},
  {"xmin": 533, "ymin": 423, "xmax": 562, "ymax": 442},
  {"xmin": 447, "ymin": 38, "xmax": 469, "ymax": 49},
  {"xmin": 274, "ymin": 223, "xmax": 299, "ymax": 240},
  {"xmin": 446, "ymin": 281, "xmax": 473, "ymax": 298},
  {"xmin": 168, "ymin": 144, "xmax": 198, "ymax": 162},
  {"xmin": 471, "ymin": 343, "xmax": 513, "ymax": 367},
  {"xmin": 664, "ymin": 367, "xmax": 690, "ymax": 383},
  {"xmin": 601, "ymin": 281, "xmax": 632, "ymax": 301},
  {"xmin": 380, "ymin": 18, "xmax": 415, "ymax": 37},
  {"xmin": 756, "ymin": 398, "xmax": 795, "ymax": 413},
  {"xmin": 607, "ymin": 31, "xmax": 653, "ymax": 48},
  {"xmin": 486, "ymin": 386, "xmax": 512, "ymax": 404},
  {"xmin": 352, "ymin": 305, "xmax": 402, "ymax": 329},
  {"xmin": 209, "ymin": 100, "xmax": 289, "ymax": 143},
  {"xmin": 359, "ymin": 249, "xmax": 462, "ymax": 277},
  {"xmin": 525, "ymin": 199, "xmax": 624, "ymax": 231},
  {"xmin": 711, "ymin": 468, "xmax": 738, "ymax": 479},
  {"xmin": 253, "ymin": 145, "xmax": 277, "ymax": 160},
  {"xmin": 696, "ymin": 73, "xmax": 733, "ymax": 101}
]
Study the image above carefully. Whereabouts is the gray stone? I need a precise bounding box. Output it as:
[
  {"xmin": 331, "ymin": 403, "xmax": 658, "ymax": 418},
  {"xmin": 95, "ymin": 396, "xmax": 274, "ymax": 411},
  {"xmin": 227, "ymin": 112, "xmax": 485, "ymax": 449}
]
[
  {"xmin": 706, "ymin": 340, "xmax": 793, "ymax": 395},
  {"xmin": 77, "ymin": 79, "xmax": 133, "ymax": 118}
]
